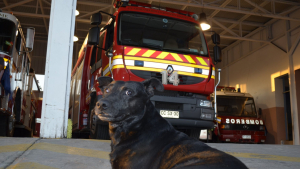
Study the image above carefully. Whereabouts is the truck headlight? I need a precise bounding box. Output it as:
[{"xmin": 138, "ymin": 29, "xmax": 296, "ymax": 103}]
[
  {"xmin": 259, "ymin": 126, "xmax": 265, "ymax": 130},
  {"xmin": 200, "ymin": 100, "xmax": 212, "ymax": 107}
]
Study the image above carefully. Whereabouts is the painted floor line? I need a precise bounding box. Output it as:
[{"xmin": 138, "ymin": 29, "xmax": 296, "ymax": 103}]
[
  {"xmin": 226, "ymin": 152, "xmax": 300, "ymax": 163},
  {"xmin": 5, "ymin": 162, "xmax": 59, "ymax": 169},
  {"xmin": 1, "ymin": 143, "xmax": 300, "ymax": 163}
]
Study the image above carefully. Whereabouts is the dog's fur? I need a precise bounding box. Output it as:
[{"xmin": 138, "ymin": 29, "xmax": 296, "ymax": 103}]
[{"xmin": 95, "ymin": 77, "xmax": 247, "ymax": 169}]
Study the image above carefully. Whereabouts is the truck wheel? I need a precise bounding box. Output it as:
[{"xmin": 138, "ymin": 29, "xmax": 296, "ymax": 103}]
[
  {"xmin": 90, "ymin": 109, "xmax": 110, "ymax": 140},
  {"xmin": 7, "ymin": 115, "xmax": 14, "ymax": 137},
  {"xmin": 95, "ymin": 124, "xmax": 110, "ymax": 140},
  {"xmin": 189, "ymin": 129, "xmax": 201, "ymax": 139},
  {"xmin": 0, "ymin": 115, "xmax": 8, "ymax": 136}
]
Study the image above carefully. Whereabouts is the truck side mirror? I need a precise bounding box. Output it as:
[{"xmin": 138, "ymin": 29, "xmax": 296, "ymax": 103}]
[
  {"xmin": 213, "ymin": 46, "xmax": 222, "ymax": 63},
  {"xmin": 211, "ymin": 33, "xmax": 220, "ymax": 45},
  {"xmin": 26, "ymin": 27, "xmax": 35, "ymax": 50},
  {"xmin": 90, "ymin": 13, "xmax": 102, "ymax": 25},
  {"xmin": 105, "ymin": 46, "xmax": 113, "ymax": 57},
  {"xmin": 88, "ymin": 27, "xmax": 100, "ymax": 45}
]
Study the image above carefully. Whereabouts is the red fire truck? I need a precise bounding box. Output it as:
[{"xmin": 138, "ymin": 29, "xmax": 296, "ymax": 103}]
[
  {"xmin": 69, "ymin": 0, "xmax": 222, "ymax": 139},
  {"xmin": 207, "ymin": 86, "xmax": 267, "ymax": 143},
  {"xmin": 0, "ymin": 10, "xmax": 39, "ymax": 137}
]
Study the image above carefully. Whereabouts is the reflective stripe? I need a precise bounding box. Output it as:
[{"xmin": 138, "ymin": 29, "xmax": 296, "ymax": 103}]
[
  {"xmin": 170, "ymin": 53, "xmax": 183, "ymax": 62},
  {"xmin": 183, "ymin": 55, "xmax": 196, "ymax": 64},
  {"xmin": 127, "ymin": 48, "xmax": 141, "ymax": 55},
  {"xmin": 36, "ymin": 118, "xmax": 41, "ymax": 124}
]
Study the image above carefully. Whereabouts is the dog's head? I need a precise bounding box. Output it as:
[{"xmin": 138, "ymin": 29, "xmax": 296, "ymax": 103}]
[{"xmin": 95, "ymin": 77, "xmax": 164, "ymax": 123}]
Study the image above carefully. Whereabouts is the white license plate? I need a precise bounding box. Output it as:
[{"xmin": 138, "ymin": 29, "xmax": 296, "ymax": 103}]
[
  {"xmin": 242, "ymin": 135, "xmax": 251, "ymax": 139},
  {"xmin": 160, "ymin": 110, "xmax": 179, "ymax": 118}
]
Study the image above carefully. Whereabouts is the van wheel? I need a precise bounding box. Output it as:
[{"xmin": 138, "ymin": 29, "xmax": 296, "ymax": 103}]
[{"xmin": 189, "ymin": 129, "xmax": 201, "ymax": 139}]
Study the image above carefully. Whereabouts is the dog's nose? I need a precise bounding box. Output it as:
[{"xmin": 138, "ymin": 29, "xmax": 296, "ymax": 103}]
[{"xmin": 99, "ymin": 100, "xmax": 109, "ymax": 110}]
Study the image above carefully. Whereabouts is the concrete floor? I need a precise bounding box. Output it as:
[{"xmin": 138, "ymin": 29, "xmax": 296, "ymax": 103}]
[{"xmin": 0, "ymin": 137, "xmax": 300, "ymax": 169}]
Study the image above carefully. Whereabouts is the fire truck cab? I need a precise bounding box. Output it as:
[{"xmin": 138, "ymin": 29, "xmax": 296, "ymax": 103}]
[
  {"xmin": 208, "ymin": 87, "xmax": 267, "ymax": 143},
  {"xmin": 69, "ymin": 0, "xmax": 222, "ymax": 139}
]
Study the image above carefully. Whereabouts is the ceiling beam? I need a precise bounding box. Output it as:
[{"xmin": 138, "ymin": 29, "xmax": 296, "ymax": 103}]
[
  {"xmin": 1, "ymin": 0, "xmax": 34, "ymax": 10},
  {"xmin": 2, "ymin": 11, "xmax": 92, "ymax": 24},
  {"xmin": 42, "ymin": 0, "xmax": 51, "ymax": 6},
  {"xmin": 213, "ymin": 17, "xmax": 264, "ymax": 27},
  {"xmin": 211, "ymin": 18, "xmax": 239, "ymax": 37},
  {"xmin": 263, "ymin": 0, "xmax": 300, "ymax": 6},
  {"xmin": 77, "ymin": 5, "xmax": 112, "ymax": 19},
  {"xmin": 208, "ymin": 0, "xmax": 232, "ymax": 18},
  {"xmin": 38, "ymin": 0, "xmax": 49, "ymax": 33},
  {"xmin": 150, "ymin": 0, "xmax": 300, "ymax": 22},
  {"xmin": 77, "ymin": 0, "xmax": 111, "ymax": 7},
  {"xmin": 244, "ymin": 0, "xmax": 271, "ymax": 14},
  {"xmin": 208, "ymin": 1, "xmax": 269, "ymax": 45}
]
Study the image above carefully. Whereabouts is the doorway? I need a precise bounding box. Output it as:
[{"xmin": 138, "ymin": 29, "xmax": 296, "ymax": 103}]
[{"xmin": 282, "ymin": 75, "xmax": 293, "ymax": 141}]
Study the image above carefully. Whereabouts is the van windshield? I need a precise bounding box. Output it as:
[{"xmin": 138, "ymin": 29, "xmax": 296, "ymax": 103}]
[
  {"xmin": 0, "ymin": 18, "xmax": 16, "ymax": 55},
  {"xmin": 118, "ymin": 12, "xmax": 208, "ymax": 56},
  {"xmin": 217, "ymin": 96, "xmax": 257, "ymax": 117}
]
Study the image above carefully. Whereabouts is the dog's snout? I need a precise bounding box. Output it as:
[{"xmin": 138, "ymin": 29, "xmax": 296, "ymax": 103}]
[{"xmin": 99, "ymin": 100, "xmax": 110, "ymax": 110}]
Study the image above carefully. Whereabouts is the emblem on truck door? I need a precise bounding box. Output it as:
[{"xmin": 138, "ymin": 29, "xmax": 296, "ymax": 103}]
[{"xmin": 161, "ymin": 65, "xmax": 179, "ymax": 86}]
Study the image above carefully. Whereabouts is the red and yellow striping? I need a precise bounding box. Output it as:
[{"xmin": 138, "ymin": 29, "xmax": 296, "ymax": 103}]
[{"xmin": 124, "ymin": 47, "xmax": 209, "ymax": 66}]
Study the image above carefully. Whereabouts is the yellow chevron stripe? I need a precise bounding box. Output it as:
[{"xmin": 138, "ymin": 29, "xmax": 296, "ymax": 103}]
[
  {"xmin": 196, "ymin": 57, "xmax": 208, "ymax": 66},
  {"xmin": 183, "ymin": 55, "xmax": 196, "ymax": 64},
  {"xmin": 127, "ymin": 48, "xmax": 141, "ymax": 56},
  {"xmin": 126, "ymin": 66, "xmax": 211, "ymax": 78},
  {"xmin": 170, "ymin": 53, "xmax": 183, "ymax": 62},
  {"xmin": 156, "ymin": 52, "xmax": 169, "ymax": 59},
  {"xmin": 124, "ymin": 56, "xmax": 209, "ymax": 70},
  {"xmin": 142, "ymin": 50, "xmax": 156, "ymax": 57}
]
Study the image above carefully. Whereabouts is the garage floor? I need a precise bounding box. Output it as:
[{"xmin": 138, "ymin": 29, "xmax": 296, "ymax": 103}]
[{"xmin": 0, "ymin": 137, "xmax": 299, "ymax": 169}]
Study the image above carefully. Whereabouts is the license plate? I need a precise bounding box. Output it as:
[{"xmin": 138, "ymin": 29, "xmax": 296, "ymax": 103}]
[
  {"xmin": 160, "ymin": 110, "xmax": 179, "ymax": 118},
  {"xmin": 242, "ymin": 135, "xmax": 251, "ymax": 139}
]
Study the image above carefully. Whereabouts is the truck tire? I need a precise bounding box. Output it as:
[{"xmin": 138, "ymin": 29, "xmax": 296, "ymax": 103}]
[
  {"xmin": 0, "ymin": 115, "xmax": 8, "ymax": 136},
  {"xmin": 189, "ymin": 129, "xmax": 201, "ymax": 139},
  {"xmin": 7, "ymin": 115, "xmax": 14, "ymax": 137},
  {"xmin": 90, "ymin": 109, "xmax": 110, "ymax": 140},
  {"xmin": 95, "ymin": 124, "xmax": 110, "ymax": 140}
]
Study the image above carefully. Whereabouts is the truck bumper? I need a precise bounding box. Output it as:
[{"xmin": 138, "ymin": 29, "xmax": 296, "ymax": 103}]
[
  {"xmin": 165, "ymin": 118, "xmax": 214, "ymax": 129},
  {"xmin": 150, "ymin": 93, "xmax": 214, "ymax": 130},
  {"xmin": 219, "ymin": 134, "xmax": 266, "ymax": 143}
]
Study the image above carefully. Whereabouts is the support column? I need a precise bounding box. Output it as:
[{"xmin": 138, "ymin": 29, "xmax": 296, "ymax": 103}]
[
  {"xmin": 286, "ymin": 19, "xmax": 300, "ymax": 145},
  {"xmin": 40, "ymin": 0, "xmax": 77, "ymax": 138}
]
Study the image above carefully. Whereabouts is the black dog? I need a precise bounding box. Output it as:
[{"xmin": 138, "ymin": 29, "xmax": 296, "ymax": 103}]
[{"xmin": 95, "ymin": 77, "xmax": 247, "ymax": 169}]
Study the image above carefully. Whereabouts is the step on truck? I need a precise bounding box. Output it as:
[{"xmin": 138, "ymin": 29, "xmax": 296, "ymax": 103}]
[
  {"xmin": 69, "ymin": 0, "xmax": 222, "ymax": 139},
  {"xmin": 200, "ymin": 87, "xmax": 267, "ymax": 143},
  {"xmin": 0, "ymin": 10, "xmax": 39, "ymax": 137}
]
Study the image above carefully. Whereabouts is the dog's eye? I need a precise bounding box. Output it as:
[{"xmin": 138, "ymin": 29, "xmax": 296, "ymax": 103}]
[
  {"xmin": 105, "ymin": 89, "xmax": 110, "ymax": 93},
  {"xmin": 126, "ymin": 90, "xmax": 132, "ymax": 96}
]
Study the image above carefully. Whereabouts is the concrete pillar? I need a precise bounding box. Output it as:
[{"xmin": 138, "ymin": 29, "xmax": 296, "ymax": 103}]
[
  {"xmin": 40, "ymin": 0, "xmax": 77, "ymax": 138},
  {"xmin": 286, "ymin": 19, "xmax": 300, "ymax": 145}
]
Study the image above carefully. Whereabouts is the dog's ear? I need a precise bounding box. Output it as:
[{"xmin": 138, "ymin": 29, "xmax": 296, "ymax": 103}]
[
  {"xmin": 142, "ymin": 78, "xmax": 164, "ymax": 97},
  {"xmin": 97, "ymin": 76, "xmax": 113, "ymax": 93}
]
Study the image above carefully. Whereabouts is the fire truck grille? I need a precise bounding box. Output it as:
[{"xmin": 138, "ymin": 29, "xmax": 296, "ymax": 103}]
[
  {"xmin": 130, "ymin": 70, "xmax": 205, "ymax": 85},
  {"xmin": 230, "ymin": 124, "xmax": 262, "ymax": 131},
  {"xmin": 154, "ymin": 90, "xmax": 178, "ymax": 97},
  {"xmin": 155, "ymin": 101, "xmax": 183, "ymax": 111}
]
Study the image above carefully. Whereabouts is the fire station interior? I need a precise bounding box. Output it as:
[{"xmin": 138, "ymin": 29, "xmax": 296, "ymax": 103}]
[{"xmin": 1, "ymin": 0, "xmax": 300, "ymax": 169}]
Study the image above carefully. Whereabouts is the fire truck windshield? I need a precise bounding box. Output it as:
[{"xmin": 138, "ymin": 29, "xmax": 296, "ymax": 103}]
[
  {"xmin": 0, "ymin": 18, "xmax": 16, "ymax": 55},
  {"xmin": 217, "ymin": 96, "xmax": 257, "ymax": 117},
  {"xmin": 118, "ymin": 12, "xmax": 208, "ymax": 56}
]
